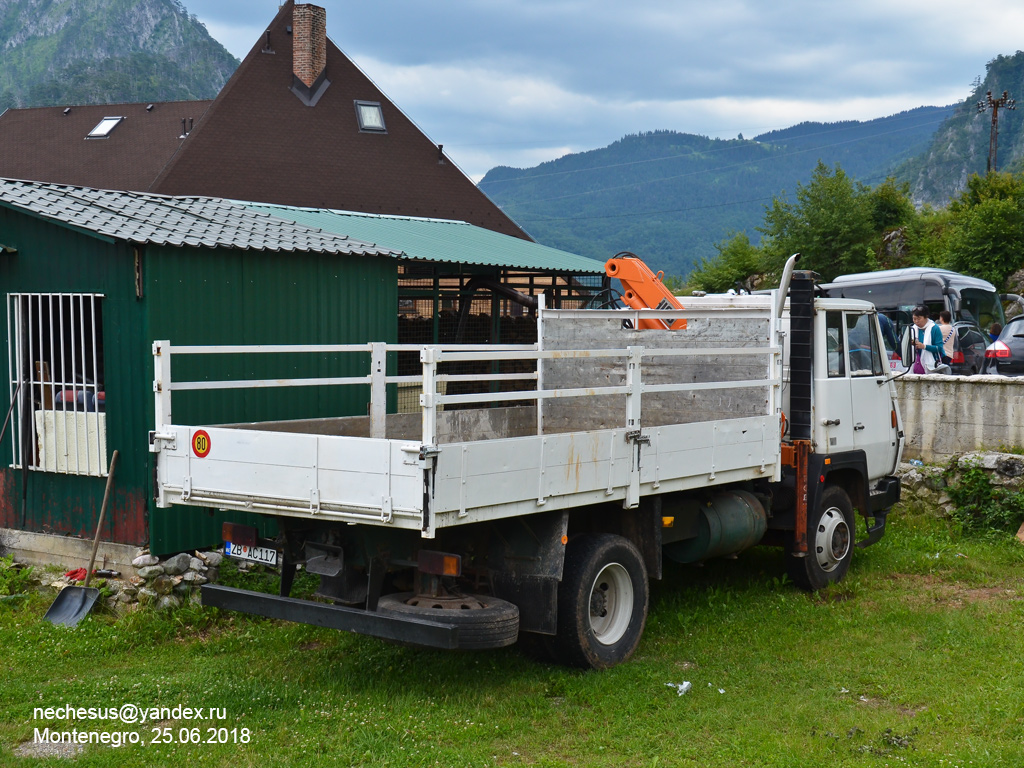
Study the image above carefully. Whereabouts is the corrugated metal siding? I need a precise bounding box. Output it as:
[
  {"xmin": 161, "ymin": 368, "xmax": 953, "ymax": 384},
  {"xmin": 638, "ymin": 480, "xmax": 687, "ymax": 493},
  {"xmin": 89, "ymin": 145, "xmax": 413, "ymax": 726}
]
[
  {"xmin": 1, "ymin": 205, "xmax": 398, "ymax": 556},
  {"xmin": 0, "ymin": 208, "xmax": 150, "ymax": 546},
  {"xmin": 247, "ymin": 205, "xmax": 605, "ymax": 274},
  {"xmin": 145, "ymin": 244, "xmax": 397, "ymax": 554}
]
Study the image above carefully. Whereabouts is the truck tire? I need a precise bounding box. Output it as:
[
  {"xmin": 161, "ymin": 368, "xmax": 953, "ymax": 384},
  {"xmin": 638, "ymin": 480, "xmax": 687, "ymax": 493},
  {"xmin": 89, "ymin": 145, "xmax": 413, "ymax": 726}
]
[
  {"xmin": 555, "ymin": 534, "xmax": 649, "ymax": 670},
  {"xmin": 376, "ymin": 592, "xmax": 519, "ymax": 650},
  {"xmin": 788, "ymin": 485, "xmax": 854, "ymax": 592}
]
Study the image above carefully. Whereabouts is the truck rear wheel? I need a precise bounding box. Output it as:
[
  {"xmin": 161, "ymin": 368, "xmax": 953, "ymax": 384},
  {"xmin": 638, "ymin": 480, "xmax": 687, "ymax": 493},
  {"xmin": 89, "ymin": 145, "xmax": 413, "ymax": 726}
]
[
  {"xmin": 376, "ymin": 592, "xmax": 520, "ymax": 650},
  {"xmin": 555, "ymin": 534, "xmax": 648, "ymax": 670},
  {"xmin": 788, "ymin": 485, "xmax": 854, "ymax": 591}
]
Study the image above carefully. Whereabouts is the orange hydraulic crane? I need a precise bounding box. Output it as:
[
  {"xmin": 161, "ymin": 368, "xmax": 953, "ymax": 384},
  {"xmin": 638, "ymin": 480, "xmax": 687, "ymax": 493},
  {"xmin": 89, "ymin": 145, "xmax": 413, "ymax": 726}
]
[{"xmin": 604, "ymin": 252, "xmax": 686, "ymax": 330}]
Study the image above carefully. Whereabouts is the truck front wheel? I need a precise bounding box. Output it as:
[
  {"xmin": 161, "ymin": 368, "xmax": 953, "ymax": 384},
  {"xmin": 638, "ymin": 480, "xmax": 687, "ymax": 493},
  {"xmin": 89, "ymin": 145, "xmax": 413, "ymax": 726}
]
[
  {"xmin": 788, "ymin": 485, "xmax": 854, "ymax": 591},
  {"xmin": 555, "ymin": 534, "xmax": 649, "ymax": 670}
]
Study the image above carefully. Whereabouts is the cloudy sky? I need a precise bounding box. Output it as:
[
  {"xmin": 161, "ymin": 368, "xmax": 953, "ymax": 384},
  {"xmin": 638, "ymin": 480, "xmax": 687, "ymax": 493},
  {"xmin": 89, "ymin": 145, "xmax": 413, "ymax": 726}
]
[{"xmin": 182, "ymin": 0, "xmax": 1022, "ymax": 181}]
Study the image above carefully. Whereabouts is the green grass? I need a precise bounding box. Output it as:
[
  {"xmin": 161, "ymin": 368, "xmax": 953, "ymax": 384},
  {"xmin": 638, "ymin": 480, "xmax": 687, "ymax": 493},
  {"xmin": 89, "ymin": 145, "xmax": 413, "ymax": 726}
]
[{"xmin": 2, "ymin": 506, "xmax": 1023, "ymax": 767}]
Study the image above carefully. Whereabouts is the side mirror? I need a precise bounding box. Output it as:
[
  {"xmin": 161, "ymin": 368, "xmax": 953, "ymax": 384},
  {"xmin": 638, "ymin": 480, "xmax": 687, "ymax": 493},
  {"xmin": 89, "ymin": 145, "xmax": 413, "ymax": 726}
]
[
  {"xmin": 900, "ymin": 326, "xmax": 914, "ymax": 363},
  {"xmin": 1001, "ymin": 293, "xmax": 1024, "ymax": 312}
]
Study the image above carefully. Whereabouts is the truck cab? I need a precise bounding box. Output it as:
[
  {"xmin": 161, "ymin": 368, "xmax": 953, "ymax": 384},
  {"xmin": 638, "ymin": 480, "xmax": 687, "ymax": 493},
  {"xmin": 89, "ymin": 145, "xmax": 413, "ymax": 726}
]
[{"xmin": 813, "ymin": 299, "xmax": 903, "ymax": 479}]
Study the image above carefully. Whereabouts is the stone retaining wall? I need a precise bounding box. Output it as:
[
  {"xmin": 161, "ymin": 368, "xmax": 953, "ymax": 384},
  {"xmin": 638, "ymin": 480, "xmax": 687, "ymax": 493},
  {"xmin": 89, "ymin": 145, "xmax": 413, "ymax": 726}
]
[
  {"xmin": 894, "ymin": 374, "xmax": 1024, "ymax": 462},
  {"xmin": 897, "ymin": 451, "xmax": 1024, "ymax": 516}
]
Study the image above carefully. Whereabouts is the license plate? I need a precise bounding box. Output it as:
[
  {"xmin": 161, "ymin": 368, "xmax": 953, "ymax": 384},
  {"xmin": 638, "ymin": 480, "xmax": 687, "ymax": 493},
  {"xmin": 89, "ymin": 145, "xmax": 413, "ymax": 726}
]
[{"xmin": 224, "ymin": 541, "xmax": 278, "ymax": 566}]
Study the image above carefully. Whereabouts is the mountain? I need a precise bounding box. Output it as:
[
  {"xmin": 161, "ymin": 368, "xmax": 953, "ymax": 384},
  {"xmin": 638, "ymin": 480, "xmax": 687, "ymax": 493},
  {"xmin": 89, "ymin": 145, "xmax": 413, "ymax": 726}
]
[
  {"xmin": 899, "ymin": 52, "xmax": 1024, "ymax": 206},
  {"xmin": 0, "ymin": 0, "xmax": 238, "ymax": 109},
  {"xmin": 481, "ymin": 107, "xmax": 952, "ymax": 277}
]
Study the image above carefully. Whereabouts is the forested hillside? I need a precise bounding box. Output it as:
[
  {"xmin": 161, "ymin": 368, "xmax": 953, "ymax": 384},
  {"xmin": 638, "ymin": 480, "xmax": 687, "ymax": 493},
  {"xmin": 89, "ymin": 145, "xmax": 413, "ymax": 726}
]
[
  {"xmin": 899, "ymin": 52, "xmax": 1024, "ymax": 206},
  {"xmin": 0, "ymin": 0, "xmax": 238, "ymax": 109},
  {"xmin": 481, "ymin": 107, "xmax": 951, "ymax": 276}
]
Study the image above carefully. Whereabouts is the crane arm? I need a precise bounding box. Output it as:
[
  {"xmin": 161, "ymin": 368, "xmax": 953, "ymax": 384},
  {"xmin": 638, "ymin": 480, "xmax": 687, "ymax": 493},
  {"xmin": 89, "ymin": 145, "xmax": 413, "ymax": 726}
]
[{"xmin": 605, "ymin": 252, "xmax": 686, "ymax": 330}]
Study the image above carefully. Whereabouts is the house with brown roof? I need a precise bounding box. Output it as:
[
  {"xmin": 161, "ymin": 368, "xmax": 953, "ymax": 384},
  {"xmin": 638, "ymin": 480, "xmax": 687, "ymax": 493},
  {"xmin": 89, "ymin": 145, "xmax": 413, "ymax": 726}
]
[
  {"xmin": 0, "ymin": 6, "xmax": 607, "ymax": 565},
  {"xmin": 0, "ymin": 1, "xmax": 528, "ymax": 240}
]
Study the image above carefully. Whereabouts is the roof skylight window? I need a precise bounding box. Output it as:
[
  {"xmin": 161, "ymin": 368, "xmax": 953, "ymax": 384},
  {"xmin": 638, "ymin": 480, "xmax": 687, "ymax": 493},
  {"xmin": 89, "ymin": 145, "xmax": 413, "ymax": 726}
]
[
  {"xmin": 86, "ymin": 116, "xmax": 125, "ymax": 139},
  {"xmin": 355, "ymin": 101, "xmax": 386, "ymax": 133}
]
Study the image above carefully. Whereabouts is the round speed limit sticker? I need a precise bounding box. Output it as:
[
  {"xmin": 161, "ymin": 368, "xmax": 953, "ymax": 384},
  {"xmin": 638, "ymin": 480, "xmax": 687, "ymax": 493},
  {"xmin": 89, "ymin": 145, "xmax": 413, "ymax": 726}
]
[{"xmin": 192, "ymin": 430, "xmax": 212, "ymax": 458}]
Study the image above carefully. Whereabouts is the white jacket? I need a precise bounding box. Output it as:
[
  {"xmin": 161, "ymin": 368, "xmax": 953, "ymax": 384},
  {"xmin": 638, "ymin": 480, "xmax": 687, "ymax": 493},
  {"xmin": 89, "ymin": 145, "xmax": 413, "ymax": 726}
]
[{"xmin": 916, "ymin": 319, "xmax": 942, "ymax": 371}]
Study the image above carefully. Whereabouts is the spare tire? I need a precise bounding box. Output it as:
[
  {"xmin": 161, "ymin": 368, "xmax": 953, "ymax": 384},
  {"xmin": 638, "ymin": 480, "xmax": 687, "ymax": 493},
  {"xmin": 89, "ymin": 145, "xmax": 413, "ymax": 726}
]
[{"xmin": 376, "ymin": 592, "xmax": 520, "ymax": 650}]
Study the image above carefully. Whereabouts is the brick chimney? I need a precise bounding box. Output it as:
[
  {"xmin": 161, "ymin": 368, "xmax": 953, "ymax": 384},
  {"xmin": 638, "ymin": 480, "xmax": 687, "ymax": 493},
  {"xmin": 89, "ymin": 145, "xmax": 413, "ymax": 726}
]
[{"xmin": 290, "ymin": 4, "xmax": 330, "ymax": 106}]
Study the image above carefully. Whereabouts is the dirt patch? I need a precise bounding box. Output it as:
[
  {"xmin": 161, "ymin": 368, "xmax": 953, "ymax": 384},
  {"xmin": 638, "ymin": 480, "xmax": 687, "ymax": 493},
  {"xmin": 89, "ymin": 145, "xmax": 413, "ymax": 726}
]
[
  {"xmin": 14, "ymin": 739, "xmax": 84, "ymax": 759},
  {"xmin": 855, "ymin": 695, "xmax": 927, "ymax": 717},
  {"xmin": 887, "ymin": 573, "xmax": 1020, "ymax": 608},
  {"xmin": 299, "ymin": 641, "xmax": 326, "ymax": 651}
]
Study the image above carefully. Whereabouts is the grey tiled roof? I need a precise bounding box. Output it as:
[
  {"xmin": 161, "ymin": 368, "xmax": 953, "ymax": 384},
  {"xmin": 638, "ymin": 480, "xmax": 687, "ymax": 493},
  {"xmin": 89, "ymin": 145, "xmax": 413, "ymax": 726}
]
[{"xmin": 0, "ymin": 178, "xmax": 400, "ymax": 257}]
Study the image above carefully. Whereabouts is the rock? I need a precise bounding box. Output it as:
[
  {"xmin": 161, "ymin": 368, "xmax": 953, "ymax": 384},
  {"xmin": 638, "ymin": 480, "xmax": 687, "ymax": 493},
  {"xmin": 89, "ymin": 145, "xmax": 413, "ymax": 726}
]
[
  {"xmin": 132, "ymin": 554, "xmax": 159, "ymax": 568},
  {"xmin": 173, "ymin": 583, "xmax": 192, "ymax": 596},
  {"xmin": 162, "ymin": 553, "xmax": 192, "ymax": 575},
  {"xmin": 156, "ymin": 594, "xmax": 182, "ymax": 611},
  {"xmin": 116, "ymin": 590, "xmax": 136, "ymax": 604},
  {"xmin": 137, "ymin": 587, "xmax": 158, "ymax": 605},
  {"xmin": 151, "ymin": 575, "xmax": 174, "ymax": 596},
  {"xmin": 182, "ymin": 571, "xmax": 208, "ymax": 585},
  {"xmin": 996, "ymin": 455, "xmax": 1024, "ymax": 479},
  {"xmin": 200, "ymin": 551, "xmax": 223, "ymax": 567},
  {"xmin": 189, "ymin": 557, "xmax": 207, "ymax": 573},
  {"xmin": 129, "ymin": 575, "xmax": 146, "ymax": 586},
  {"xmin": 119, "ymin": 585, "xmax": 138, "ymax": 598},
  {"xmin": 205, "ymin": 567, "xmax": 219, "ymax": 583},
  {"xmin": 1017, "ymin": 522, "xmax": 1024, "ymax": 544},
  {"xmin": 189, "ymin": 591, "xmax": 202, "ymax": 606},
  {"xmin": 137, "ymin": 565, "xmax": 164, "ymax": 579}
]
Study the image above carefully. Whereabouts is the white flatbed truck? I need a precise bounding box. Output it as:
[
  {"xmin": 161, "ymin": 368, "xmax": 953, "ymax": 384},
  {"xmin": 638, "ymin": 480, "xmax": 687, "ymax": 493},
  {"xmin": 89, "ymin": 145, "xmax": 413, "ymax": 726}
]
[{"xmin": 151, "ymin": 259, "xmax": 903, "ymax": 668}]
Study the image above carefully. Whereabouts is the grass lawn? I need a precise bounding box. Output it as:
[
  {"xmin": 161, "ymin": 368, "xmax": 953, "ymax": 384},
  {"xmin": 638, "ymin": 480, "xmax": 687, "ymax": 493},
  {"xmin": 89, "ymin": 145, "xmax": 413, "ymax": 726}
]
[{"xmin": 2, "ymin": 504, "xmax": 1023, "ymax": 767}]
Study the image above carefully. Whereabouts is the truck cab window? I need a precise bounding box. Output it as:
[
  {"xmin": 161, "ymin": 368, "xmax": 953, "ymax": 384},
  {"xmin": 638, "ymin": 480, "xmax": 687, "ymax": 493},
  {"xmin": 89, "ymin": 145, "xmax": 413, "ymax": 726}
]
[
  {"xmin": 826, "ymin": 312, "xmax": 846, "ymax": 378},
  {"xmin": 846, "ymin": 313, "xmax": 884, "ymax": 377}
]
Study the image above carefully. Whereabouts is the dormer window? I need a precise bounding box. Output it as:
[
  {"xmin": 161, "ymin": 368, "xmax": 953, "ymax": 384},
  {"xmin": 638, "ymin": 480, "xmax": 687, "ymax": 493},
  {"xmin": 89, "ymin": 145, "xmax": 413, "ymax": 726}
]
[
  {"xmin": 355, "ymin": 101, "xmax": 386, "ymax": 133},
  {"xmin": 86, "ymin": 116, "xmax": 124, "ymax": 139}
]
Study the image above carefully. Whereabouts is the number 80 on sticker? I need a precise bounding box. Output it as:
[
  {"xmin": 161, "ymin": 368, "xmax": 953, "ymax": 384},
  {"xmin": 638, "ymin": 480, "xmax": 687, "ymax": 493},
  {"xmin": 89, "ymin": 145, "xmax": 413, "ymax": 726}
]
[{"xmin": 192, "ymin": 429, "xmax": 212, "ymax": 458}]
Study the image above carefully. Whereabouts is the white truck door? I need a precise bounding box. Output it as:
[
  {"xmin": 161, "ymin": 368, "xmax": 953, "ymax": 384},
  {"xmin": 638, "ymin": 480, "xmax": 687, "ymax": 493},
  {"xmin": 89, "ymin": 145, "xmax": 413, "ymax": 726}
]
[
  {"xmin": 845, "ymin": 311, "xmax": 899, "ymax": 480},
  {"xmin": 814, "ymin": 310, "xmax": 855, "ymax": 454}
]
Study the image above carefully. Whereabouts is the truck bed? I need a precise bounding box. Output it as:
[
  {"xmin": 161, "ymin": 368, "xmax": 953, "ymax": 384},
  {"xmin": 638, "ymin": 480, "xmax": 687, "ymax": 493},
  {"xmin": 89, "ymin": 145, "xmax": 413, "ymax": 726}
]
[{"xmin": 153, "ymin": 298, "xmax": 782, "ymax": 537}]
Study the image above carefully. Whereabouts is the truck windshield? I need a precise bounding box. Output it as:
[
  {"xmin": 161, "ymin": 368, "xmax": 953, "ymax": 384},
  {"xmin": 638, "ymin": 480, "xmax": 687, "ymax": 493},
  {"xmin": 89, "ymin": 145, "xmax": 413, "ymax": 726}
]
[{"xmin": 958, "ymin": 287, "xmax": 1005, "ymax": 332}]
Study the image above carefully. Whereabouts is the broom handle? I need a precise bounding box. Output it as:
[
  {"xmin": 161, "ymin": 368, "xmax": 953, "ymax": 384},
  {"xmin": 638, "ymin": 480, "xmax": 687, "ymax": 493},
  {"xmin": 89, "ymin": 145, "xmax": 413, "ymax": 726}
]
[{"xmin": 84, "ymin": 450, "xmax": 118, "ymax": 589}]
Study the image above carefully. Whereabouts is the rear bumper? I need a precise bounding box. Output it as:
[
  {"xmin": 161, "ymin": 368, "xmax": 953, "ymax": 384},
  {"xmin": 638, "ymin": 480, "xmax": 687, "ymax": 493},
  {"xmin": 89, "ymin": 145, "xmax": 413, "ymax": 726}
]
[{"xmin": 200, "ymin": 584, "xmax": 459, "ymax": 649}]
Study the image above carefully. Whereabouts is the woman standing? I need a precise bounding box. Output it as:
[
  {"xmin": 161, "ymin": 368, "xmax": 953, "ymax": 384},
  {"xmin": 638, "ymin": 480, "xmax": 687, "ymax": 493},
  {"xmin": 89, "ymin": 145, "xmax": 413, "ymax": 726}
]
[
  {"xmin": 912, "ymin": 306, "xmax": 947, "ymax": 373},
  {"xmin": 937, "ymin": 310, "xmax": 955, "ymax": 367}
]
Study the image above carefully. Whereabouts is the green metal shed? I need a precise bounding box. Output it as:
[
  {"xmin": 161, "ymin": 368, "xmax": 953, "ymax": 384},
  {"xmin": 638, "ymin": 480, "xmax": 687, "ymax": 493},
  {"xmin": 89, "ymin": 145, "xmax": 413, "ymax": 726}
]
[{"xmin": 0, "ymin": 180, "xmax": 603, "ymax": 555}]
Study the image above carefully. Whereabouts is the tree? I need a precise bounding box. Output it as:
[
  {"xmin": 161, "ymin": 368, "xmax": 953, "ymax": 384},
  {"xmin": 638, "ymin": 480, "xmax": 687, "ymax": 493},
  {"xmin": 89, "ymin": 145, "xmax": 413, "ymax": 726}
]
[
  {"xmin": 686, "ymin": 232, "xmax": 765, "ymax": 293},
  {"xmin": 943, "ymin": 172, "xmax": 1024, "ymax": 288},
  {"xmin": 758, "ymin": 162, "xmax": 877, "ymax": 281}
]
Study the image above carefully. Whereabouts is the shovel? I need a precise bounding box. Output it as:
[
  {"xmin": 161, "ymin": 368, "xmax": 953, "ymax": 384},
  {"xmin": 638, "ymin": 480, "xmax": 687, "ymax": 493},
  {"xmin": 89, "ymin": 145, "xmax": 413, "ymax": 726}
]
[{"xmin": 44, "ymin": 450, "xmax": 119, "ymax": 627}]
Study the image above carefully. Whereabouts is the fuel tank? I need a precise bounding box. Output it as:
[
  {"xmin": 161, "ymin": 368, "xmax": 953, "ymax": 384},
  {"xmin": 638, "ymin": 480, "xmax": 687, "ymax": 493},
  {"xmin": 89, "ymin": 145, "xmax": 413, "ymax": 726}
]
[{"xmin": 663, "ymin": 490, "xmax": 767, "ymax": 564}]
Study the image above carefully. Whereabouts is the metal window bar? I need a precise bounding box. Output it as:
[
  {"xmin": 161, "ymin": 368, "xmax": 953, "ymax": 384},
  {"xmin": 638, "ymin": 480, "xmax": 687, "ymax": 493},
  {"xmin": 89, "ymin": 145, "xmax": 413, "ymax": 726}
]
[{"xmin": 5, "ymin": 293, "xmax": 106, "ymax": 476}]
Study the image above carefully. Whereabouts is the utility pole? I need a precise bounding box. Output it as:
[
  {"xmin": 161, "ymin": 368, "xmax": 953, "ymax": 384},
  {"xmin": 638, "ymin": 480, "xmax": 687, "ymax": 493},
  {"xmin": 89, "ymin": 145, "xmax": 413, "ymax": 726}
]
[{"xmin": 977, "ymin": 90, "xmax": 1016, "ymax": 173}]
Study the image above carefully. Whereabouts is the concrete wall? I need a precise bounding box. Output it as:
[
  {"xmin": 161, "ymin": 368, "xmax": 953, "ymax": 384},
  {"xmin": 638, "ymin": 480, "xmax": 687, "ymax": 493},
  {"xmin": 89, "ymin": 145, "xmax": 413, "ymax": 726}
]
[{"xmin": 895, "ymin": 374, "xmax": 1024, "ymax": 462}]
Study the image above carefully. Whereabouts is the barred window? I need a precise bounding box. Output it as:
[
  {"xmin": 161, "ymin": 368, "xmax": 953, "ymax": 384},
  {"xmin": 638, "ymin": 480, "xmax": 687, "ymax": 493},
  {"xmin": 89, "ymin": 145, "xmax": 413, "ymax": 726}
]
[{"xmin": 6, "ymin": 293, "xmax": 108, "ymax": 476}]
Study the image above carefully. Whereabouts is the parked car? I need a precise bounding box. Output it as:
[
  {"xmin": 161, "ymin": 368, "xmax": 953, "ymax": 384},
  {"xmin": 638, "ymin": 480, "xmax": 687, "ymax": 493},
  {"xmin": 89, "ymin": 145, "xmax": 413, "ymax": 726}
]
[
  {"xmin": 983, "ymin": 315, "xmax": 1024, "ymax": 376},
  {"xmin": 953, "ymin": 321, "xmax": 990, "ymax": 375}
]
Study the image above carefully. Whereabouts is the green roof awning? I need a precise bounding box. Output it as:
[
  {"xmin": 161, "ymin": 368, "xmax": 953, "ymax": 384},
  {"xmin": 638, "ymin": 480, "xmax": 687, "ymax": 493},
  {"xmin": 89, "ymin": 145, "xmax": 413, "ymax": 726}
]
[{"xmin": 247, "ymin": 204, "xmax": 605, "ymax": 274}]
